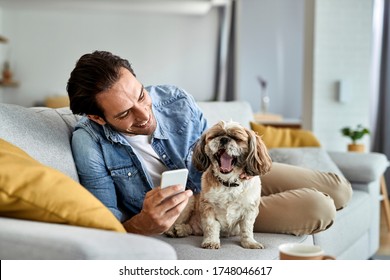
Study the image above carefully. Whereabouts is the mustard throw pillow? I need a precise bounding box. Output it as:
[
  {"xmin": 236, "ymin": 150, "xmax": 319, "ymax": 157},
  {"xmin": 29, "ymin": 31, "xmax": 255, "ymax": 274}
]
[
  {"xmin": 250, "ymin": 122, "xmax": 321, "ymax": 149},
  {"xmin": 0, "ymin": 139, "xmax": 126, "ymax": 233}
]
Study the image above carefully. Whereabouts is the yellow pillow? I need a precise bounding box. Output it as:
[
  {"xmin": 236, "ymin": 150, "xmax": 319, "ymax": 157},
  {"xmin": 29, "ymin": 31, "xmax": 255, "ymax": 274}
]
[
  {"xmin": 0, "ymin": 139, "xmax": 126, "ymax": 233},
  {"xmin": 250, "ymin": 122, "xmax": 321, "ymax": 149}
]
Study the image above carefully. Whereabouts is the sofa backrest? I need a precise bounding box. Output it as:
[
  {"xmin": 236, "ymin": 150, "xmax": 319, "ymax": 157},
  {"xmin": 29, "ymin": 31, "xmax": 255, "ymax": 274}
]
[
  {"xmin": 0, "ymin": 103, "xmax": 80, "ymax": 182},
  {"xmin": 197, "ymin": 101, "xmax": 254, "ymax": 129}
]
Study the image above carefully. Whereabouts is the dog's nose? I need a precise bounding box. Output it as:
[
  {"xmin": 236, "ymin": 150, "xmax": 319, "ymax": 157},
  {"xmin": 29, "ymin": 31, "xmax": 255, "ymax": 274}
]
[{"xmin": 220, "ymin": 137, "xmax": 230, "ymax": 145}]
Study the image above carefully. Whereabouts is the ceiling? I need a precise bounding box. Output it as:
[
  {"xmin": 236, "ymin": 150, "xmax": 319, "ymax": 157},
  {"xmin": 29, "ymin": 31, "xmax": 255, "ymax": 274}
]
[{"xmin": 0, "ymin": 0, "xmax": 228, "ymax": 15}]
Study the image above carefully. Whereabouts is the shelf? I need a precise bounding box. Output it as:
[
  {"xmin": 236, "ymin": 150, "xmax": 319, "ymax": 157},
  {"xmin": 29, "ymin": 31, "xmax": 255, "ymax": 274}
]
[
  {"xmin": 257, "ymin": 120, "xmax": 302, "ymax": 129},
  {"xmin": 253, "ymin": 113, "xmax": 302, "ymax": 129}
]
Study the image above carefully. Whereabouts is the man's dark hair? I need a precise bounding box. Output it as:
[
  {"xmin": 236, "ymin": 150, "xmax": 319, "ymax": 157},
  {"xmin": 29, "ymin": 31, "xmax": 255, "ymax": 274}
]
[{"xmin": 67, "ymin": 50, "xmax": 136, "ymax": 117}]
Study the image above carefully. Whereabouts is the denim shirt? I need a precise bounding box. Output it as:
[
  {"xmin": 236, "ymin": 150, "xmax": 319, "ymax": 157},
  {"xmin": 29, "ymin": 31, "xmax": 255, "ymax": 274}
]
[{"xmin": 71, "ymin": 85, "xmax": 208, "ymax": 222}]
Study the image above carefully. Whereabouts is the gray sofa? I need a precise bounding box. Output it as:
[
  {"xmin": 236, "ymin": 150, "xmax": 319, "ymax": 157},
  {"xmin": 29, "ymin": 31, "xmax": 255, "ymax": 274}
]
[{"xmin": 0, "ymin": 101, "xmax": 388, "ymax": 260}]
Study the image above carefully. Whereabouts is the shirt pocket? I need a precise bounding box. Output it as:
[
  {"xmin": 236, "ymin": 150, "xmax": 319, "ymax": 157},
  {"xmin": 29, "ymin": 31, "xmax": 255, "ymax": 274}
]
[
  {"xmin": 110, "ymin": 166, "xmax": 139, "ymax": 181},
  {"xmin": 110, "ymin": 166, "xmax": 146, "ymax": 212}
]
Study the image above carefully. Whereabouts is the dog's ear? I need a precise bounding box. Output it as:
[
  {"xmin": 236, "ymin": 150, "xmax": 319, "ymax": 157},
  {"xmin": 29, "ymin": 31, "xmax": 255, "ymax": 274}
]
[
  {"xmin": 244, "ymin": 128, "xmax": 272, "ymax": 176},
  {"xmin": 192, "ymin": 133, "xmax": 210, "ymax": 171}
]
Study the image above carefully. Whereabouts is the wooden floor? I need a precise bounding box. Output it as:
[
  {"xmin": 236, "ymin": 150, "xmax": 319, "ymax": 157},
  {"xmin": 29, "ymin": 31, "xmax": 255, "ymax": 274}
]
[{"xmin": 376, "ymin": 203, "xmax": 390, "ymax": 256}]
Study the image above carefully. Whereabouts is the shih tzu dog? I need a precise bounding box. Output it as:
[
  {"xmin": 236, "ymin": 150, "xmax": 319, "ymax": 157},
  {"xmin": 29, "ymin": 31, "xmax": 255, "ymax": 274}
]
[{"xmin": 165, "ymin": 120, "xmax": 272, "ymax": 249}]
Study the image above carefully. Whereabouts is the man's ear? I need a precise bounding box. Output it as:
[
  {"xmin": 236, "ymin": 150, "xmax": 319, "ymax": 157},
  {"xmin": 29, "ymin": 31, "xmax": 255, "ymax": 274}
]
[{"xmin": 87, "ymin": 114, "xmax": 106, "ymax": 126}]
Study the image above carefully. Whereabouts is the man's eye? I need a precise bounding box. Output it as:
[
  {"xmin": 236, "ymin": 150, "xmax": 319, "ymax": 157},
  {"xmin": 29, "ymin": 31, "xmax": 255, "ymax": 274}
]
[
  {"xmin": 118, "ymin": 111, "xmax": 129, "ymax": 119},
  {"xmin": 139, "ymin": 91, "xmax": 145, "ymax": 101}
]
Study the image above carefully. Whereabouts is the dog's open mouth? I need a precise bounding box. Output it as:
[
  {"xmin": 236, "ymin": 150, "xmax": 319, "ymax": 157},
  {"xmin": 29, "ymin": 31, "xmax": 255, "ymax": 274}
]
[{"xmin": 216, "ymin": 149, "xmax": 237, "ymax": 174}]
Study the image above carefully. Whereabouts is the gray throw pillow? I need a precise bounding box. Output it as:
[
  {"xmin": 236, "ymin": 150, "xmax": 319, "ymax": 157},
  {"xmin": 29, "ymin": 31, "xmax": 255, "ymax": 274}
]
[{"xmin": 268, "ymin": 147, "xmax": 343, "ymax": 176}]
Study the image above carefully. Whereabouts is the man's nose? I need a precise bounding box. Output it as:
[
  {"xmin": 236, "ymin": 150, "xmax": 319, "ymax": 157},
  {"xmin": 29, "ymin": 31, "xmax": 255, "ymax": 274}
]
[{"xmin": 132, "ymin": 105, "xmax": 148, "ymax": 121}]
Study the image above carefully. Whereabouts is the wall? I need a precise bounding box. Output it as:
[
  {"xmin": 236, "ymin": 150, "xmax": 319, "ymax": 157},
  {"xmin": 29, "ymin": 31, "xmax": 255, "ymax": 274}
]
[
  {"xmin": 303, "ymin": 0, "xmax": 374, "ymax": 151},
  {"xmin": 238, "ymin": 0, "xmax": 305, "ymax": 119},
  {"xmin": 0, "ymin": 7, "xmax": 6, "ymax": 103},
  {"xmin": 239, "ymin": 0, "xmax": 374, "ymax": 151},
  {"xmin": 0, "ymin": 5, "xmax": 218, "ymax": 106}
]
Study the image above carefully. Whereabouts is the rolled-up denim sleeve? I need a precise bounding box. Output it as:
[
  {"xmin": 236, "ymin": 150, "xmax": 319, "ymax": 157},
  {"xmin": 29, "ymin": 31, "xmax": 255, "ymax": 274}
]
[{"xmin": 71, "ymin": 129, "xmax": 125, "ymax": 221}]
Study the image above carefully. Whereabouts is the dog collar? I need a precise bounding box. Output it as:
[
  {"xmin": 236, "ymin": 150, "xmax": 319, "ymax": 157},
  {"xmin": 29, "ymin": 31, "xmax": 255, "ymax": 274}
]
[{"xmin": 216, "ymin": 176, "xmax": 240, "ymax": 187}]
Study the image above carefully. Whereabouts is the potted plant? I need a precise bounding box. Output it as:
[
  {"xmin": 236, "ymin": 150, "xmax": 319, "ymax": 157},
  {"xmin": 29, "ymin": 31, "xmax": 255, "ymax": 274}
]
[{"xmin": 341, "ymin": 124, "xmax": 370, "ymax": 152}]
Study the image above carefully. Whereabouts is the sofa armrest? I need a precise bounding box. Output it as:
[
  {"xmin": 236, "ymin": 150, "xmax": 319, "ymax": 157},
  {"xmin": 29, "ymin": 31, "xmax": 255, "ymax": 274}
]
[
  {"xmin": 0, "ymin": 217, "xmax": 176, "ymax": 260},
  {"xmin": 328, "ymin": 151, "xmax": 389, "ymax": 183}
]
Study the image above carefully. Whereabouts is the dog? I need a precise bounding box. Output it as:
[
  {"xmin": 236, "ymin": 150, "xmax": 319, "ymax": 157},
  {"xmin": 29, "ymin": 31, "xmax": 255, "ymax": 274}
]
[{"xmin": 165, "ymin": 120, "xmax": 272, "ymax": 249}]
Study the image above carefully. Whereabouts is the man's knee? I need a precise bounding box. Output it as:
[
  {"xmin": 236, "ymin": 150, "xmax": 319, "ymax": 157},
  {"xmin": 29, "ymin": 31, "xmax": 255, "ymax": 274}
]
[
  {"xmin": 303, "ymin": 190, "xmax": 336, "ymax": 234},
  {"xmin": 330, "ymin": 174, "xmax": 353, "ymax": 210}
]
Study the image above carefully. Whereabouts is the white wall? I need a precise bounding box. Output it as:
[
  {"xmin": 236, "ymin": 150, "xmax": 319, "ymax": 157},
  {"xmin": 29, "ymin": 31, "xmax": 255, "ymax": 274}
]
[
  {"xmin": 239, "ymin": 0, "xmax": 374, "ymax": 151},
  {"xmin": 306, "ymin": 0, "xmax": 373, "ymax": 151},
  {"xmin": 0, "ymin": 6, "xmax": 218, "ymax": 106}
]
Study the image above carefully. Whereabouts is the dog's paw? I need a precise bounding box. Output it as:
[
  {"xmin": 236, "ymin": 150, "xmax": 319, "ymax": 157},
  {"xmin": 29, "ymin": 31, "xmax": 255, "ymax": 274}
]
[
  {"xmin": 165, "ymin": 224, "xmax": 191, "ymax": 238},
  {"xmin": 241, "ymin": 239, "xmax": 264, "ymax": 249},
  {"xmin": 201, "ymin": 241, "xmax": 221, "ymax": 249},
  {"xmin": 173, "ymin": 224, "xmax": 192, "ymax": 237},
  {"xmin": 164, "ymin": 229, "xmax": 176, "ymax": 238}
]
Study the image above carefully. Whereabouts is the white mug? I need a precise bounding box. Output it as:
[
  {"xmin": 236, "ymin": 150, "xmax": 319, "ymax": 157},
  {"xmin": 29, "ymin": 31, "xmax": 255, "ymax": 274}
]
[{"xmin": 279, "ymin": 243, "xmax": 335, "ymax": 260}]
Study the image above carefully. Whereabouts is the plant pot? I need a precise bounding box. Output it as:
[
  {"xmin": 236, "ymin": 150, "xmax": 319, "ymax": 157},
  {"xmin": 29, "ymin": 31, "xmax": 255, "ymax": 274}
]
[
  {"xmin": 2, "ymin": 61, "xmax": 13, "ymax": 84},
  {"xmin": 348, "ymin": 144, "xmax": 365, "ymax": 153},
  {"xmin": 2, "ymin": 68, "xmax": 12, "ymax": 84}
]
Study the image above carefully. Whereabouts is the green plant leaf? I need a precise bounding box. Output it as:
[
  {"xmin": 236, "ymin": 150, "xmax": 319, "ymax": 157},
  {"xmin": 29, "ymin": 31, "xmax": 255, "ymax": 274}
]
[{"xmin": 340, "ymin": 124, "xmax": 370, "ymax": 144}]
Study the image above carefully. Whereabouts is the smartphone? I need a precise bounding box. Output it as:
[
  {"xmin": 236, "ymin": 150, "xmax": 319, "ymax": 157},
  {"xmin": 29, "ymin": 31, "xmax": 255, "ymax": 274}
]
[{"xmin": 160, "ymin": 169, "xmax": 189, "ymax": 193}]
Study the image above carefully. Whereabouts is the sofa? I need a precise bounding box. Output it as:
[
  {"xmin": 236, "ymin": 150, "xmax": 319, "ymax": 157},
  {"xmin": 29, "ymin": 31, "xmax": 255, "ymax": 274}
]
[{"xmin": 0, "ymin": 101, "xmax": 388, "ymax": 260}]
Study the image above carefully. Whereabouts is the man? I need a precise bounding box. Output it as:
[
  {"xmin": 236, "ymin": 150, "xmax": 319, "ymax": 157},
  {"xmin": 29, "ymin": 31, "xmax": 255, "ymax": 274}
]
[{"xmin": 67, "ymin": 51, "xmax": 352, "ymax": 236}]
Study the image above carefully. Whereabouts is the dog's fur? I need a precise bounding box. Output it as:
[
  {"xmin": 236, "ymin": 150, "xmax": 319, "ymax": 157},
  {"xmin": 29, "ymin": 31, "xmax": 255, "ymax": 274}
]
[{"xmin": 165, "ymin": 120, "xmax": 272, "ymax": 249}]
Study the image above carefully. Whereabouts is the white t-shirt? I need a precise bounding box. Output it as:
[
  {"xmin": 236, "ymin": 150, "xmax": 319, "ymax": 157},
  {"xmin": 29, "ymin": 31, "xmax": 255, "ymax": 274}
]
[{"xmin": 122, "ymin": 134, "xmax": 168, "ymax": 188}]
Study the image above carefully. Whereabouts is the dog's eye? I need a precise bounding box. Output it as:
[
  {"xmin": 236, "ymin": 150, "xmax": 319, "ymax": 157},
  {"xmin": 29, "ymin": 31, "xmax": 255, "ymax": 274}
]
[
  {"xmin": 229, "ymin": 132, "xmax": 246, "ymax": 142},
  {"xmin": 207, "ymin": 131, "xmax": 225, "ymax": 141}
]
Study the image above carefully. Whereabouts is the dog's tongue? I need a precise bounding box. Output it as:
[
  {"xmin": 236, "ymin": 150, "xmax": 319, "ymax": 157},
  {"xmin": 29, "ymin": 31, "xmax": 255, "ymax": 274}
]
[{"xmin": 220, "ymin": 151, "xmax": 233, "ymax": 173}]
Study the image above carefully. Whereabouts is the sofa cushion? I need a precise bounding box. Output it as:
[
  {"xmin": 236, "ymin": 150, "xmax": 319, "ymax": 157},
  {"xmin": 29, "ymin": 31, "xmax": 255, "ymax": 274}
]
[
  {"xmin": 0, "ymin": 217, "xmax": 176, "ymax": 260},
  {"xmin": 156, "ymin": 233, "xmax": 312, "ymax": 260},
  {"xmin": 250, "ymin": 122, "xmax": 321, "ymax": 148},
  {"xmin": 268, "ymin": 147, "xmax": 343, "ymax": 176},
  {"xmin": 0, "ymin": 139, "xmax": 126, "ymax": 233},
  {"xmin": 0, "ymin": 103, "xmax": 79, "ymax": 182}
]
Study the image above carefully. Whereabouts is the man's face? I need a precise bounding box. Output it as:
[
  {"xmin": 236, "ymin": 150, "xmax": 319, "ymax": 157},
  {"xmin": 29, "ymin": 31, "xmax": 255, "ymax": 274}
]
[{"xmin": 88, "ymin": 67, "xmax": 157, "ymax": 136}]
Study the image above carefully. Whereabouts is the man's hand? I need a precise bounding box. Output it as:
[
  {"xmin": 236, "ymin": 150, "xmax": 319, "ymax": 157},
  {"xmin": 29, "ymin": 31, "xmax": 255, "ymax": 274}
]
[{"xmin": 122, "ymin": 185, "xmax": 193, "ymax": 235}]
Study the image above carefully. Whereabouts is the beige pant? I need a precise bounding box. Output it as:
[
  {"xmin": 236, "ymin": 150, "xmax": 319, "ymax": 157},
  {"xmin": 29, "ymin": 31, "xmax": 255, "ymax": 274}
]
[{"xmin": 254, "ymin": 162, "xmax": 353, "ymax": 236}]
